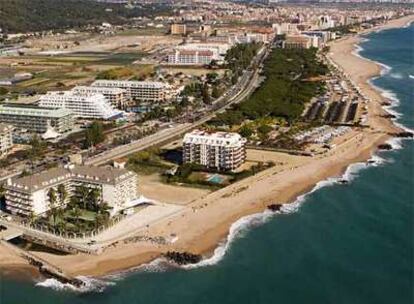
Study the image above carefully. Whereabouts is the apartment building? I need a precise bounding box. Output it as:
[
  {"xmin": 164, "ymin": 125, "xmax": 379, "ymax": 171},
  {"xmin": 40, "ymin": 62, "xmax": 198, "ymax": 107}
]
[
  {"xmin": 38, "ymin": 91, "xmax": 122, "ymax": 120},
  {"xmin": 72, "ymin": 86, "xmax": 130, "ymax": 109},
  {"xmin": 0, "ymin": 123, "xmax": 13, "ymax": 157},
  {"xmin": 91, "ymin": 80, "xmax": 171, "ymax": 102},
  {"xmin": 4, "ymin": 164, "xmax": 139, "ymax": 217},
  {"xmin": 282, "ymin": 35, "xmax": 314, "ymax": 49},
  {"xmin": 171, "ymin": 23, "xmax": 187, "ymax": 35},
  {"xmin": 168, "ymin": 49, "xmax": 217, "ymax": 65},
  {"xmin": 0, "ymin": 104, "xmax": 74, "ymax": 134},
  {"xmin": 182, "ymin": 130, "xmax": 247, "ymax": 171}
]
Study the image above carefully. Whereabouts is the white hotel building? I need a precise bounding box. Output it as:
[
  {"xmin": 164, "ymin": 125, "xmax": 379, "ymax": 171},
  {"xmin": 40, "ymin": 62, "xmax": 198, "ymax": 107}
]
[
  {"xmin": 167, "ymin": 43, "xmax": 226, "ymax": 65},
  {"xmin": 183, "ymin": 130, "xmax": 247, "ymax": 171},
  {"xmin": 38, "ymin": 91, "xmax": 122, "ymax": 120},
  {"xmin": 4, "ymin": 165, "xmax": 138, "ymax": 217},
  {"xmin": 72, "ymin": 86, "xmax": 130, "ymax": 110},
  {"xmin": 91, "ymin": 80, "xmax": 171, "ymax": 103}
]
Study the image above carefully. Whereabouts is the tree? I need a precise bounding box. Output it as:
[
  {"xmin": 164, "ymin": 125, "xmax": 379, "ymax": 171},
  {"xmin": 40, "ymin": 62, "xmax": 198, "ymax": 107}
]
[
  {"xmin": 202, "ymin": 83, "xmax": 211, "ymax": 105},
  {"xmin": 47, "ymin": 188, "xmax": 58, "ymax": 227},
  {"xmin": 57, "ymin": 184, "xmax": 67, "ymax": 206},
  {"xmin": 77, "ymin": 185, "xmax": 90, "ymax": 210},
  {"xmin": 211, "ymin": 86, "xmax": 222, "ymax": 99},
  {"xmin": 239, "ymin": 125, "xmax": 254, "ymax": 138},
  {"xmin": 71, "ymin": 206, "xmax": 82, "ymax": 225},
  {"xmin": 84, "ymin": 121, "xmax": 105, "ymax": 148},
  {"xmin": 88, "ymin": 188, "xmax": 101, "ymax": 211}
]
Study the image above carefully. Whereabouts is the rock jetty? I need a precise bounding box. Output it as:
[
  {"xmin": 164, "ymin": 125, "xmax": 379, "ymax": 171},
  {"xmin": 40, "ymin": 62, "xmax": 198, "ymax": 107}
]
[{"xmin": 164, "ymin": 251, "xmax": 202, "ymax": 265}]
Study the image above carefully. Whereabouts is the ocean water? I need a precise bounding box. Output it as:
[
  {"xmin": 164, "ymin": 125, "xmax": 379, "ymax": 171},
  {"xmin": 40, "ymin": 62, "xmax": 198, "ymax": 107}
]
[{"xmin": 0, "ymin": 24, "xmax": 413, "ymax": 304}]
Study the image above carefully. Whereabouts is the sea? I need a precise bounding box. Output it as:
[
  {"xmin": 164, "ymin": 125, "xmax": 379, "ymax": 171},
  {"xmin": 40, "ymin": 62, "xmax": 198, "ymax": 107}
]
[{"xmin": 0, "ymin": 23, "xmax": 413, "ymax": 304}]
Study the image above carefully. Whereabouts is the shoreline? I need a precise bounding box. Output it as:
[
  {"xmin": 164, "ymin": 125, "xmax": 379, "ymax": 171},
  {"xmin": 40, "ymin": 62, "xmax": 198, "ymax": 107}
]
[{"xmin": 1, "ymin": 14, "xmax": 413, "ymax": 284}]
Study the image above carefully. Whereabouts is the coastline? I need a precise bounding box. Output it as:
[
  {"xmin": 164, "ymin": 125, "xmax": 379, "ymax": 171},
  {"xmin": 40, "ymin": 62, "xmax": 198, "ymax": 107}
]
[{"xmin": 1, "ymin": 14, "xmax": 413, "ymax": 283}]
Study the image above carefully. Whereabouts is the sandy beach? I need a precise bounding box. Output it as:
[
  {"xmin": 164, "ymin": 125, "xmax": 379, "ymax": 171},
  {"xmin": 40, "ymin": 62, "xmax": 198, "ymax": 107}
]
[{"xmin": 1, "ymin": 14, "xmax": 413, "ymax": 279}]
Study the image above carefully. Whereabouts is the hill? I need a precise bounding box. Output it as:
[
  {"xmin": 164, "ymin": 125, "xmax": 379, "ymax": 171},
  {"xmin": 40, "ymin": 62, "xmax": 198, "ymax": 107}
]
[{"xmin": 0, "ymin": 0, "xmax": 171, "ymax": 33}]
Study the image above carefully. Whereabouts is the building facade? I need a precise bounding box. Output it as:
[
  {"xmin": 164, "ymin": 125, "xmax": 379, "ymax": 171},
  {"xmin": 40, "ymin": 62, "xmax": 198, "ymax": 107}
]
[
  {"xmin": 171, "ymin": 23, "xmax": 187, "ymax": 35},
  {"xmin": 0, "ymin": 123, "xmax": 13, "ymax": 157},
  {"xmin": 38, "ymin": 91, "xmax": 122, "ymax": 120},
  {"xmin": 182, "ymin": 130, "xmax": 247, "ymax": 171},
  {"xmin": 282, "ymin": 35, "xmax": 313, "ymax": 49},
  {"xmin": 4, "ymin": 165, "xmax": 139, "ymax": 217},
  {"xmin": 0, "ymin": 104, "xmax": 74, "ymax": 134},
  {"xmin": 91, "ymin": 80, "xmax": 171, "ymax": 102},
  {"xmin": 72, "ymin": 86, "xmax": 130, "ymax": 110}
]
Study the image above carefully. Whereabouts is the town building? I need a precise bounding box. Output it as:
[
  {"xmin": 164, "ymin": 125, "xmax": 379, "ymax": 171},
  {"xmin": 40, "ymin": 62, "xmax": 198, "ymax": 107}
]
[
  {"xmin": 4, "ymin": 164, "xmax": 139, "ymax": 217},
  {"xmin": 91, "ymin": 80, "xmax": 172, "ymax": 102},
  {"xmin": 171, "ymin": 23, "xmax": 187, "ymax": 35},
  {"xmin": 72, "ymin": 86, "xmax": 130, "ymax": 109},
  {"xmin": 167, "ymin": 49, "xmax": 217, "ymax": 65},
  {"xmin": 182, "ymin": 130, "xmax": 247, "ymax": 171},
  {"xmin": 38, "ymin": 91, "xmax": 122, "ymax": 120},
  {"xmin": 0, "ymin": 123, "xmax": 13, "ymax": 157},
  {"xmin": 0, "ymin": 104, "xmax": 74, "ymax": 134},
  {"xmin": 282, "ymin": 35, "xmax": 314, "ymax": 49}
]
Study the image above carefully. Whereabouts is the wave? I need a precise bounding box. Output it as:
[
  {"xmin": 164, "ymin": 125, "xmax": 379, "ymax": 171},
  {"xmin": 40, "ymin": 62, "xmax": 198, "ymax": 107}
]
[
  {"xmin": 36, "ymin": 276, "xmax": 114, "ymax": 293},
  {"xmin": 409, "ymin": 75, "xmax": 414, "ymax": 80},
  {"xmin": 389, "ymin": 72, "xmax": 403, "ymax": 79},
  {"xmin": 352, "ymin": 44, "xmax": 392, "ymax": 77}
]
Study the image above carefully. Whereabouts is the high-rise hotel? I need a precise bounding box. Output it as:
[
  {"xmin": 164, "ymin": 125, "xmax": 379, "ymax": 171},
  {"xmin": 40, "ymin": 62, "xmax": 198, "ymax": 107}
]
[{"xmin": 183, "ymin": 130, "xmax": 247, "ymax": 171}]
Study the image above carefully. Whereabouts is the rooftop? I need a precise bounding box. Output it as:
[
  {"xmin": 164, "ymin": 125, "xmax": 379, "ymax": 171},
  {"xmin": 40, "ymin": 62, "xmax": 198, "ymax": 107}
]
[
  {"xmin": 6, "ymin": 165, "xmax": 136, "ymax": 193},
  {"xmin": 0, "ymin": 104, "xmax": 73, "ymax": 118}
]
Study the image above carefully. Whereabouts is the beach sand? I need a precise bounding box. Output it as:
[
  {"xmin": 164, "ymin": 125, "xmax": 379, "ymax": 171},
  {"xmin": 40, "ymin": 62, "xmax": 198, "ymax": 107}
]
[{"xmin": 1, "ymin": 15, "xmax": 413, "ymax": 279}]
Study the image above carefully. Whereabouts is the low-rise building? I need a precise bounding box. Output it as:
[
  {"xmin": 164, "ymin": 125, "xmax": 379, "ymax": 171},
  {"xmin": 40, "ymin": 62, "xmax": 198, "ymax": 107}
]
[
  {"xmin": 168, "ymin": 49, "xmax": 217, "ymax": 65},
  {"xmin": 282, "ymin": 35, "xmax": 313, "ymax": 49},
  {"xmin": 38, "ymin": 91, "xmax": 122, "ymax": 120},
  {"xmin": 0, "ymin": 104, "xmax": 74, "ymax": 134},
  {"xmin": 183, "ymin": 130, "xmax": 247, "ymax": 171},
  {"xmin": 0, "ymin": 123, "xmax": 13, "ymax": 157},
  {"xmin": 171, "ymin": 23, "xmax": 187, "ymax": 35},
  {"xmin": 91, "ymin": 80, "xmax": 172, "ymax": 103},
  {"xmin": 72, "ymin": 86, "xmax": 130, "ymax": 110},
  {"xmin": 4, "ymin": 164, "xmax": 139, "ymax": 217}
]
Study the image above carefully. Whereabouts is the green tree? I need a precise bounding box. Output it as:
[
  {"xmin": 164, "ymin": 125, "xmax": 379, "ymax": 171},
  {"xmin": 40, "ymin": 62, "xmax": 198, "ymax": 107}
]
[
  {"xmin": 57, "ymin": 184, "xmax": 67, "ymax": 206},
  {"xmin": 47, "ymin": 188, "xmax": 58, "ymax": 227},
  {"xmin": 202, "ymin": 83, "xmax": 211, "ymax": 105},
  {"xmin": 239, "ymin": 125, "xmax": 254, "ymax": 138},
  {"xmin": 84, "ymin": 121, "xmax": 105, "ymax": 148}
]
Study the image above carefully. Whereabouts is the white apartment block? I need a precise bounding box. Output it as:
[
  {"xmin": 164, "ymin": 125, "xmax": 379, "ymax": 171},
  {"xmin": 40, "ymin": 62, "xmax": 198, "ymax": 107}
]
[
  {"xmin": 0, "ymin": 123, "xmax": 13, "ymax": 157},
  {"xmin": 72, "ymin": 86, "xmax": 130, "ymax": 110},
  {"xmin": 168, "ymin": 49, "xmax": 217, "ymax": 65},
  {"xmin": 91, "ymin": 80, "xmax": 171, "ymax": 102},
  {"xmin": 183, "ymin": 130, "xmax": 247, "ymax": 171},
  {"xmin": 38, "ymin": 91, "xmax": 122, "ymax": 120},
  {"xmin": 0, "ymin": 104, "xmax": 74, "ymax": 134},
  {"xmin": 4, "ymin": 164, "xmax": 138, "ymax": 217}
]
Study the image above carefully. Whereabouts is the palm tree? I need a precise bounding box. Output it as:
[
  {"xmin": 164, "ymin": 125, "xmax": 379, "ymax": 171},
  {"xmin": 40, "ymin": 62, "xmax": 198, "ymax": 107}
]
[
  {"xmin": 88, "ymin": 188, "xmax": 101, "ymax": 211},
  {"xmin": 71, "ymin": 206, "xmax": 82, "ymax": 225},
  {"xmin": 47, "ymin": 188, "xmax": 58, "ymax": 227},
  {"xmin": 77, "ymin": 185, "xmax": 90, "ymax": 210},
  {"xmin": 57, "ymin": 184, "xmax": 68, "ymax": 207}
]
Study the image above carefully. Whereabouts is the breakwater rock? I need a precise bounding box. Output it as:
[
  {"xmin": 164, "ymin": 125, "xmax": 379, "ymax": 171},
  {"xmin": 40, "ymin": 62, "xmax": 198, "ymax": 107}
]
[
  {"xmin": 267, "ymin": 204, "xmax": 282, "ymax": 212},
  {"xmin": 164, "ymin": 251, "xmax": 202, "ymax": 265},
  {"xmin": 378, "ymin": 143, "xmax": 393, "ymax": 150},
  {"xmin": 393, "ymin": 131, "xmax": 413, "ymax": 138}
]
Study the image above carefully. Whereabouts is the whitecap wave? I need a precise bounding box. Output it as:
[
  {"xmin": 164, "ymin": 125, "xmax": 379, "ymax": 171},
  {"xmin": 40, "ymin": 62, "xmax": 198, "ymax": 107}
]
[
  {"xmin": 36, "ymin": 276, "xmax": 114, "ymax": 293},
  {"xmin": 183, "ymin": 210, "xmax": 274, "ymax": 270},
  {"xmin": 389, "ymin": 72, "xmax": 403, "ymax": 79},
  {"xmin": 409, "ymin": 75, "xmax": 414, "ymax": 80}
]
